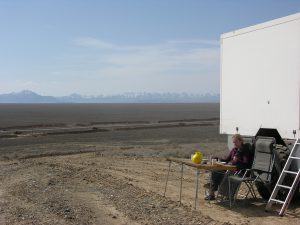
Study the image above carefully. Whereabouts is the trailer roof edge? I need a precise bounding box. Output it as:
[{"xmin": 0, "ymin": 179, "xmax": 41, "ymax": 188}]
[{"xmin": 221, "ymin": 12, "xmax": 300, "ymax": 39}]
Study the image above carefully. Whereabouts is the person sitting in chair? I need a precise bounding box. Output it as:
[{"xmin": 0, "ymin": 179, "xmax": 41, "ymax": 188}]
[{"xmin": 205, "ymin": 134, "xmax": 253, "ymax": 200}]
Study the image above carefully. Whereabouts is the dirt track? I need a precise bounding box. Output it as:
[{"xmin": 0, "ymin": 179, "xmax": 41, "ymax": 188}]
[
  {"xmin": 0, "ymin": 153, "xmax": 220, "ymax": 225},
  {"xmin": 1, "ymin": 151, "xmax": 299, "ymax": 225},
  {"xmin": 0, "ymin": 104, "xmax": 299, "ymax": 224}
]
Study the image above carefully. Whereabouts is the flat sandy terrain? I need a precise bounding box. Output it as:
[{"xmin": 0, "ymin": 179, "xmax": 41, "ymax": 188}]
[{"xmin": 0, "ymin": 104, "xmax": 299, "ymax": 224}]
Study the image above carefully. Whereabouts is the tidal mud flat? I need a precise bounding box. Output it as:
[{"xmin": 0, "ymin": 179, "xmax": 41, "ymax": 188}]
[{"xmin": 0, "ymin": 103, "xmax": 299, "ymax": 225}]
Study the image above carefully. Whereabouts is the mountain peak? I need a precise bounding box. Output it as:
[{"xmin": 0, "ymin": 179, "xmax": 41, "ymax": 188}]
[
  {"xmin": 0, "ymin": 90, "xmax": 58, "ymax": 103},
  {"xmin": 0, "ymin": 90, "xmax": 220, "ymax": 103},
  {"xmin": 19, "ymin": 90, "xmax": 38, "ymax": 95}
]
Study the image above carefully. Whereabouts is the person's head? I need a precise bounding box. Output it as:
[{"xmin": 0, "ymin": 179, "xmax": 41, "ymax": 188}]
[{"xmin": 232, "ymin": 134, "xmax": 243, "ymax": 149}]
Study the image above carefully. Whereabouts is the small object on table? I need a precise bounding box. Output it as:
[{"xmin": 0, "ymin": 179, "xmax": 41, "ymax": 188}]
[
  {"xmin": 211, "ymin": 158, "xmax": 217, "ymax": 165},
  {"xmin": 202, "ymin": 158, "xmax": 209, "ymax": 164},
  {"xmin": 191, "ymin": 151, "xmax": 203, "ymax": 164}
]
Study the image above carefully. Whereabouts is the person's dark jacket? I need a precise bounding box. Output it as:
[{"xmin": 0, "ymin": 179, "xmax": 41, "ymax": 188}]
[{"xmin": 222, "ymin": 143, "xmax": 253, "ymax": 170}]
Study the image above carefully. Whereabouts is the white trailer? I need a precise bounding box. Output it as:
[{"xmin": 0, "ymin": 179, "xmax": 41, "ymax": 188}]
[
  {"xmin": 220, "ymin": 13, "xmax": 300, "ymax": 202},
  {"xmin": 220, "ymin": 12, "xmax": 300, "ymax": 140}
]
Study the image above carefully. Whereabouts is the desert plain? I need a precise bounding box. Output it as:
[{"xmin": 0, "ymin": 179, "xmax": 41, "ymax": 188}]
[{"xmin": 0, "ymin": 103, "xmax": 299, "ymax": 225}]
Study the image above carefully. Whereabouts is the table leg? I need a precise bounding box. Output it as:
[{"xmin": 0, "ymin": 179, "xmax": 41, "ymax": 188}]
[
  {"xmin": 228, "ymin": 175, "xmax": 232, "ymax": 208},
  {"xmin": 179, "ymin": 163, "xmax": 184, "ymax": 204},
  {"xmin": 195, "ymin": 169, "xmax": 200, "ymax": 209},
  {"xmin": 163, "ymin": 161, "xmax": 171, "ymax": 197}
]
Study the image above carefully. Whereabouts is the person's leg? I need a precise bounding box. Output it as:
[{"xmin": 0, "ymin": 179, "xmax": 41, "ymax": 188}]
[{"xmin": 209, "ymin": 171, "xmax": 225, "ymax": 197}]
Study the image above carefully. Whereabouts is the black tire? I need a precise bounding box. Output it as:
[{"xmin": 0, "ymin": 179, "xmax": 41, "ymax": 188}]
[
  {"xmin": 254, "ymin": 144, "xmax": 291, "ymax": 200},
  {"xmin": 255, "ymin": 181, "xmax": 271, "ymax": 200},
  {"xmin": 274, "ymin": 145, "xmax": 294, "ymax": 188},
  {"xmin": 275, "ymin": 144, "xmax": 300, "ymax": 199},
  {"xmin": 274, "ymin": 145, "xmax": 290, "ymax": 174}
]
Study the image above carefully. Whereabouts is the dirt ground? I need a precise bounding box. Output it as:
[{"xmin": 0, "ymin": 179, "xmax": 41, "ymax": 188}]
[
  {"xmin": 0, "ymin": 146, "xmax": 299, "ymax": 225},
  {"xmin": 0, "ymin": 104, "xmax": 299, "ymax": 224}
]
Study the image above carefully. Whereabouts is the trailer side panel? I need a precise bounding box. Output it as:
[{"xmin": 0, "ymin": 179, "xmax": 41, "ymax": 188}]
[{"xmin": 220, "ymin": 14, "xmax": 300, "ymax": 139}]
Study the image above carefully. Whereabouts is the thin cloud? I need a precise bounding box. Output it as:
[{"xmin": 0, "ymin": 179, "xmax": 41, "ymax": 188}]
[
  {"xmin": 74, "ymin": 37, "xmax": 116, "ymax": 49},
  {"xmin": 79, "ymin": 37, "xmax": 218, "ymax": 75},
  {"xmin": 96, "ymin": 41, "xmax": 219, "ymax": 73},
  {"xmin": 167, "ymin": 39, "xmax": 220, "ymax": 46},
  {"xmin": 44, "ymin": 37, "xmax": 220, "ymax": 95}
]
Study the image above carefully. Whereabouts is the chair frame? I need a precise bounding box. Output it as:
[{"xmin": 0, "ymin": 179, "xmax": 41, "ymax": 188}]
[{"xmin": 218, "ymin": 137, "xmax": 276, "ymax": 207}]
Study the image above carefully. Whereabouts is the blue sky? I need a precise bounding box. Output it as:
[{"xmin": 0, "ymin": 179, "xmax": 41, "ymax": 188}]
[{"xmin": 1, "ymin": 0, "xmax": 300, "ymax": 96}]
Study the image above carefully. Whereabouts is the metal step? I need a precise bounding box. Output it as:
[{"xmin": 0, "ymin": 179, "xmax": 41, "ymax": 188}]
[
  {"xmin": 266, "ymin": 138, "xmax": 300, "ymax": 216},
  {"xmin": 283, "ymin": 170, "xmax": 298, "ymax": 175},
  {"xmin": 290, "ymin": 156, "xmax": 300, "ymax": 160},
  {"xmin": 270, "ymin": 198, "xmax": 285, "ymax": 204},
  {"xmin": 277, "ymin": 184, "xmax": 291, "ymax": 189}
]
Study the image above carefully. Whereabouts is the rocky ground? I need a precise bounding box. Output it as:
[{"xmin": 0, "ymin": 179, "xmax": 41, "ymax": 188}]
[
  {"xmin": 0, "ymin": 103, "xmax": 299, "ymax": 224},
  {"xmin": 0, "ymin": 147, "xmax": 299, "ymax": 225}
]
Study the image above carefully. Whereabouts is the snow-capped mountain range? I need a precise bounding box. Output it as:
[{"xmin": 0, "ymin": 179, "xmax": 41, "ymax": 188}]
[{"xmin": 0, "ymin": 90, "xmax": 220, "ymax": 103}]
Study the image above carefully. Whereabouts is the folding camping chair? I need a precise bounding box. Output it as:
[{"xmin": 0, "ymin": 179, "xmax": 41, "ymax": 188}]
[
  {"xmin": 215, "ymin": 139, "xmax": 255, "ymax": 207},
  {"xmin": 227, "ymin": 137, "xmax": 276, "ymax": 205}
]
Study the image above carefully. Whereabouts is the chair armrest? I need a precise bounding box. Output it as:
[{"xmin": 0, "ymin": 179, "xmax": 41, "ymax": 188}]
[
  {"xmin": 241, "ymin": 169, "xmax": 251, "ymax": 178},
  {"xmin": 234, "ymin": 169, "xmax": 251, "ymax": 178}
]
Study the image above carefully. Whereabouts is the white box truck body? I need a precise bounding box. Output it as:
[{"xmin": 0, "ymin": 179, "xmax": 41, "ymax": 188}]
[
  {"xmin": 220, "ymin": 12, "xmax": 300, "ymax": 140},
  {"xmin": 220, "ymin": 14, "xmax": 300, "ymax": 199}
]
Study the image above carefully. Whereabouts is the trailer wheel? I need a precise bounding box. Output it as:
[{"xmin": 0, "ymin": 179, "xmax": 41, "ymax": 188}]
[
  {"xmin": 254, "ymin": 145, "xmax": 291, "ymax": 200},
  {"xmin": 274, "ymin": 145, "xmax": 290, "ymax": 172},
  {"xmin": 255, "ymin": 181, "xmax": 271, "ymax": 200},
  {"xmin": 275, "ymin": 144, "xmax": 300, "ymax": 199},
  {"xmin": 274, "ymin": 145, "xmax": 293, "ymax": 188}
]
